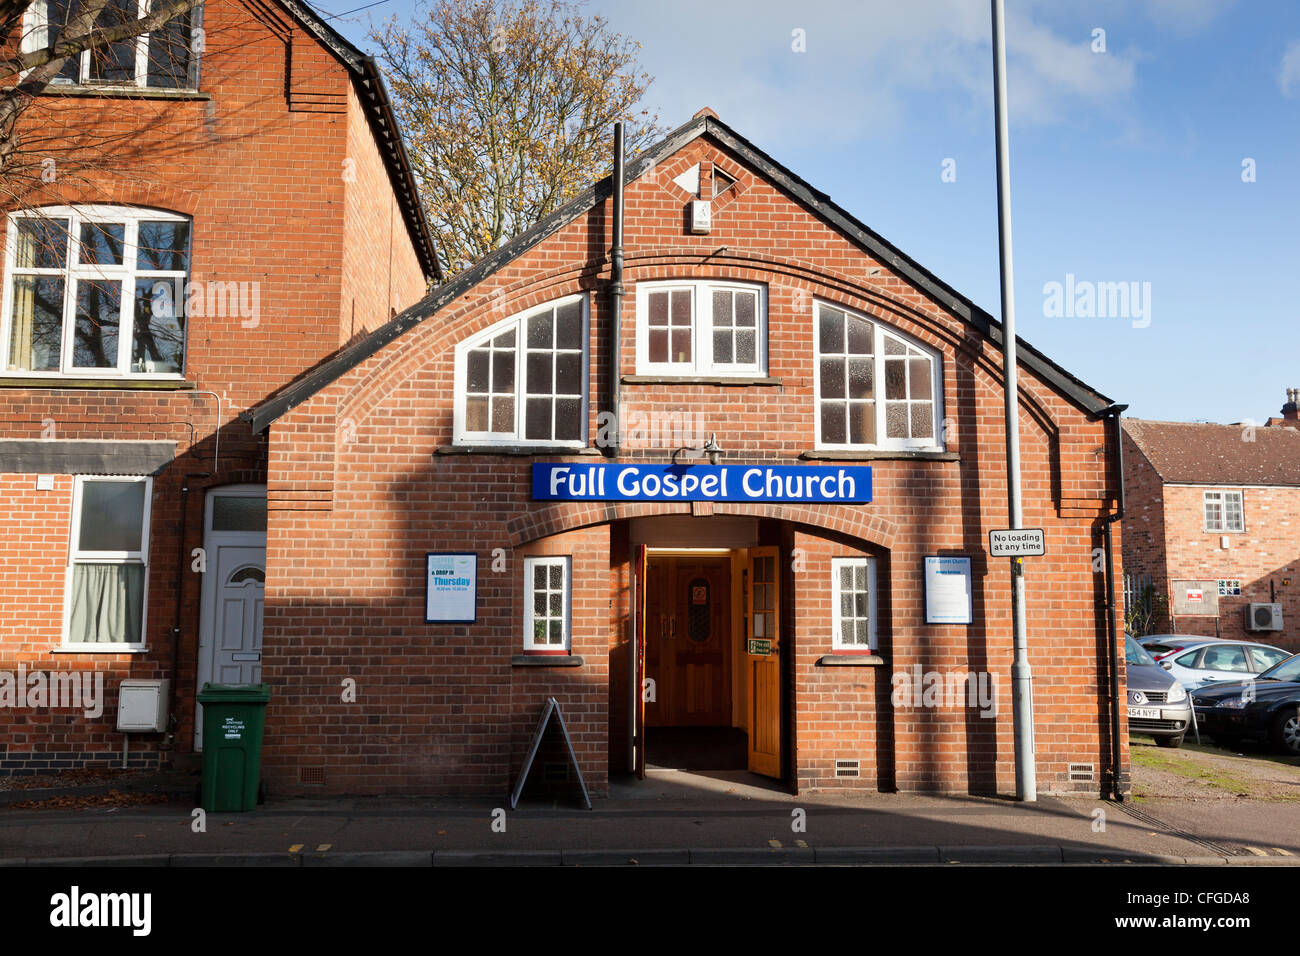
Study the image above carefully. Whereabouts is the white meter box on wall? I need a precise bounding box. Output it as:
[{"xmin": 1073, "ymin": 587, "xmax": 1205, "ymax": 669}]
[{"xmin": 117, "ymin": 679, "xmax": 171, "ymax": 732}]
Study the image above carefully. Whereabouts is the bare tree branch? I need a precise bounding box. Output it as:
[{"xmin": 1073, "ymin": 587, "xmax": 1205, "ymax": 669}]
[{"xmin": 370, "ymin": 0, "xmax": 662, "ymax": 278}]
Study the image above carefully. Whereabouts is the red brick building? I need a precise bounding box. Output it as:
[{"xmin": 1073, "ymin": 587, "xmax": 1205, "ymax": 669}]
[
  {"xmin": 0, "ymin": 0, "xmax": 436, "ymax": 772},
  {"xmin": 243, "ymin": 110, "xmax": 1131, "ymax": 799},
  {"xmin": 1122, "ymin": 401, "xmax": 1300, "ymax": 649}
]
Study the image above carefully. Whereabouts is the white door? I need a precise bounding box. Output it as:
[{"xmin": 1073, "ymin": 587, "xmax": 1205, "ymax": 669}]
[{"xmin": 196, "ymin": 486, "xmax": 267, "ymax": 750}]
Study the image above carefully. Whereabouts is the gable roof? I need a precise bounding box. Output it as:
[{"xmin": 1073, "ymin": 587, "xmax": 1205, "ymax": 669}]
[
  {"xmin": 1124, "ymin": 419, "xmax": 1300, "ymax": 487},
  {"xmin": 278, "ymin": 0, "xmax": 441, "ymax": 282},
  {"xmin": 244, "ymin": 111, "xmax": 1113, "ymax": 433}
]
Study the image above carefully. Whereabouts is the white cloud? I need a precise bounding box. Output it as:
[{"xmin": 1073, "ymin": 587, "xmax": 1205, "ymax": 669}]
[
  {"xmin": 602, "ymin": 0, "xmax": 1139, "ymax": 148},
  {"xmin": 1279, "ymin": 40, "xmax": 1300, "ymax": 98},
  {"xmin": 1141, "ymin": 0, "xmax": 1236, "ymax": 34}
]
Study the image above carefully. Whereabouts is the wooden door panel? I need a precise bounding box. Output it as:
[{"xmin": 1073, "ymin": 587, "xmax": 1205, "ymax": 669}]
[
  {"xmin": 747, "ymin": 547, "xmax": 781, "ymax": 777},
  {"xmin": 646, "ymin": 556, "xmax": 731, "ymax": 727}
]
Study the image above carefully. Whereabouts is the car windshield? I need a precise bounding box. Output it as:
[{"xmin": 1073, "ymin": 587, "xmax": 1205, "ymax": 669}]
[
  {"xmin": 1125, "ymin": 635, "xmax": 1157, "ymax": 666},
  {"xmin": 1258, "ymin": 653, "xmax": 1300, "ymax": 683}
]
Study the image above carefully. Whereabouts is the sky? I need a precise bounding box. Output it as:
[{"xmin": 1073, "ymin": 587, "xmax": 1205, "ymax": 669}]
[{"xmin": 310, "ymin": 0, "xmax": 1300, "ymax": 425}]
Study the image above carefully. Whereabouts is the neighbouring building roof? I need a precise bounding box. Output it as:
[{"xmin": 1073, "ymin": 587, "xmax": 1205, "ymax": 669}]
[
  {"xmin": 278, "ymin": 0, "xmax": 442, "ymax": 282},
  {"xmin": 244, "ymin": 111, "xmax": 1114, "ymax": 432},
  {"xmin": 1124, "ymin": 419, "xmax": 1300, "ymax": 487}
]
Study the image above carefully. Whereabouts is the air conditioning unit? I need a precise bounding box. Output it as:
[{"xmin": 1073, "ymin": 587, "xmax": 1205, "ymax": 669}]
[{"xmin": 1245, "ymin": 603, "xmax": 1283, "ymax": 632}]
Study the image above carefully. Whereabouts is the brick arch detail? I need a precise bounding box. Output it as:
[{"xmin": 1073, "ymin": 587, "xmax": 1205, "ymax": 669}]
[
  {"xmin": 334, "ymin": 247, "xmax": 1065, "ymax": 441},
  {"xmin": 507, "ymin": 499, "xmax": 898, "ymax": 550},
  {"xmin": 15, "ymin": 178, "xmax": 200, "ymax": 219}
]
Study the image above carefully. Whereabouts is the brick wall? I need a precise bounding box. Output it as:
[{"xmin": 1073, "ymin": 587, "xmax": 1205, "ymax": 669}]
[
  {"xmin": 259, "ymin": 133, "xmax": 1125, "ymax": 798},
  {"xmin": 1159, "ymin": 484, "xmax": 1300, "ymax": 649},
  {"xmin": 0, "ymin": 0, "xmax": 428, "ymax": 773}
]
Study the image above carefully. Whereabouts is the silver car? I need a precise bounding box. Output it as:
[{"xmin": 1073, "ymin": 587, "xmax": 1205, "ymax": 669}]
[
  {"xmin": 1157, "ymin": 640, "xmax": 1290, "ymax": 690},
  {"xmin": 1126, "ymin": 634, "xmax": 1193, "ymax": 748}
]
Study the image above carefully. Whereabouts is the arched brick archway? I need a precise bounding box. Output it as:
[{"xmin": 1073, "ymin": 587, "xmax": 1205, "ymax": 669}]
[{"xmin": 506, "ymin": 499, "xmax": 898, "ymax": 549}]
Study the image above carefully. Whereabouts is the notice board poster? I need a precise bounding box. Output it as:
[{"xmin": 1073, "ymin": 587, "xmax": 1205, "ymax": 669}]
[
  {"xmin": 426, "ymin": 552, "xmax": 477, "ymax": 623},
  {"xmin": 924, "ymin": 555, "xmax": 973, "ymax": 625}
]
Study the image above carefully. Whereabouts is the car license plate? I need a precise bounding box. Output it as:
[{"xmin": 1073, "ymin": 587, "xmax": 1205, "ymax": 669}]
[{"xmin": 1128, "ymin": 707, "xmax": 1160, "ymax": 719}]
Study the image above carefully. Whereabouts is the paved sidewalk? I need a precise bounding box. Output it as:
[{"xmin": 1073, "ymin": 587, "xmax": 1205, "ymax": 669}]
[{"xmin": 0, "ymin": 770, "xmax": 1292, "ymax": 865}]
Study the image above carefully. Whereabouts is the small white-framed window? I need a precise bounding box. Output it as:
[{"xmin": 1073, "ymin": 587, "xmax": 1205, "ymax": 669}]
[
  {"xmin": 63, "ymin": 475, "xmax": 152, "ymax": 649},
  {"xmin": 22, "ymin": 0, "xmax": 202, "ymax": 90},
  {"xmin": 523, "ymin": 555, "xmax": 570, "ymax": 652},
  {"xmin": 2, "ymin": 205, "xmax": 191, "ymax": 378},
  {"xmin": 634, "ymin": 279, "xmax": 766, "ymax": 377},
  {"xmin": 453, "ymin": 295, "xmax": 588, "ymax": 447},
  {"xmin": 814, "ymin": 300, "xmax": 942, "ymax": 451},
  {"xmin": 1204, "ymin": 490, "xmax": 1244, "ymax": 532},
  {"xmin": 831, "ymin": 556, "xmax": 877, "ymax": 651}
]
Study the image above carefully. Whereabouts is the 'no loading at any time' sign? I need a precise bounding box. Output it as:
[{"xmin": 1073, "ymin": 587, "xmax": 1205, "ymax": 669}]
[{"xmin": 988, "ymin": 528, "xmax": 1046, "ymax": 557}]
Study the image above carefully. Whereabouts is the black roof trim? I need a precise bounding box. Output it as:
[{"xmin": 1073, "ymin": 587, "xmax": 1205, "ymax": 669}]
[
  {"xmin": 244, "ymin": 113, "xmax": 1111, "ymax": 432},
  {"xmin": 276, "ymin": 0, "xmax": 442, "ymax": 281}
]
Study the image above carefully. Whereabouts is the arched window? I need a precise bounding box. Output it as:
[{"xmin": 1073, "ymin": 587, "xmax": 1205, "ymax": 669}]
[
  {"xmin": 814, "ymin": 301, "xmax": 943, "ymax": 450},
  {"xmin": 2, "ymin": 206, "xmax": 191, "ymax": 377},
  {"xmin": 453, "ymin": 295, "xmax": 588, "ymax": 447}
]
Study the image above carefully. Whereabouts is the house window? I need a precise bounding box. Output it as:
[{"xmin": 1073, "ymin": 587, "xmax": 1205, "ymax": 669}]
[
  {"xmin": 815, "ymin": 301, "xmax": 941, "ymax": 450},
  {"xmin": 524, "ymin": 556, "xmax": 570, "ymax": 652},
  {"xmin": 65, "ymin": 476, "xmax": 151, "ymax": 648},
  {"xmin": 454, "ymin": 296, "xmax": 588, "ymax": 447},
  {"xmin": 635, "ymin": 280, "xmax": 766, "ymax": 376},
  {"xmin": 24, "ymin": 0, "xmax": 201, "ymax": 90},
  {"xmin": 1203, "ymin": 490, "xmax": 1244, "ymax": 532},
  {"xmin": 2, "ymin": 206, "xmax": 191, "ymax": 377},
  {"xmin": 831, "ymin": 557, "xmax": 877, "ymax": 651}
]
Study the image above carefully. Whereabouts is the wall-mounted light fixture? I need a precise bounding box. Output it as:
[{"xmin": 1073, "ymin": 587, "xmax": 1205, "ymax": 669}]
[{"xmin": 671, "ymin": 432, "xmax": 724, "ymax": 466}]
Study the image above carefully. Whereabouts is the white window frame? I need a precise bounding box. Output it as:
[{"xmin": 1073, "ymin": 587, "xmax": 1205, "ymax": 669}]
[
  {"xmin": 634, "ymin": 279, "xmax": 767, "ymax": 377},
  {"xmin": 1203, "ymin": 489, "xmax": 1244, "ymax": 533},
  {"xmin": 523, "ymin": 555, "xmax": 571, "ymax": 652},
  {"xmin": 452, "ymin": 294, "xmax": 589, "ymax": 448},
  {"xmin": 21, "ymin": 0, "xmax": 201, "ymax": 91},
  {"xmin": 813, "ymin": 299, "xmax": 944, "ymax": 452},
  {"xmin": 1, "ymin": 205, "xmax": 191, "ymax": 379},
  {"xmin": 831, "ymin": 556, "xmax": 877, "ymax": 651},
  {"xmin": 60, "ymin": 475, "xmax": 152, "ymax": 652}
]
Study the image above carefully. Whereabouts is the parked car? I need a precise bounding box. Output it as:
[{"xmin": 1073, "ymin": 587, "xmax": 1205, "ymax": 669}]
[
  {"xmin": 1157, "ymin": 640, "xmax": 1290, "ymax": 690},
  {"xmin": 1138, "ymin": 634, "xmax": 1209, "ymax": 659},
  {"xmin": 1125, "ymin": 634, "xmax": 1192, "ymax": 748},
  {"xmin": 1192, "ymin": 652, "xmax": 1300, "ymax": 755}
]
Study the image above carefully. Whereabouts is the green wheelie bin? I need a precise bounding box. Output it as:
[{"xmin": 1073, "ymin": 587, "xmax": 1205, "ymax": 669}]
[{"xmin": 197, "ymin": 683, "xmax": 271, "ymax": 812}]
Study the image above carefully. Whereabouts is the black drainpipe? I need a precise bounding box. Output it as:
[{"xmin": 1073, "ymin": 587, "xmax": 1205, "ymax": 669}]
[
  {"xmin": 607, "ymin": 121, "xmax": 625, "ymax": 458},
  {"xmin": 166, "ymin": 471, "xmax": 210, "ymax": 750},
  {"xmin": 1101, "ymin": 403, "xmax": 1128, "ymax": 801}
]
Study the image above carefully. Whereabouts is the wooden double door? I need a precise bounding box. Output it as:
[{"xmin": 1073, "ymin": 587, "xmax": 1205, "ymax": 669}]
[
  {"xmin": 633, "ymin": 546, "xmax": 782, "ymax": 779},
  {"xmin": 645, "ymin": 555, "xmax": 731, "ymax": 726}
]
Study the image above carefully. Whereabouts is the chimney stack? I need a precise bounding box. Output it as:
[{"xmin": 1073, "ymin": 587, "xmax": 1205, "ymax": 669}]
[{"xmin": 1284, "ymin": 388, "xmax": 1299, "ymax": 422}]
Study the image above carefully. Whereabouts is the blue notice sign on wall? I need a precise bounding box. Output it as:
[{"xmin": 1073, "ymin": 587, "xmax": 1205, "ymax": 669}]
[{"xmin": 531, "ymin": 463, "xmax": 871, "ymax": 504}]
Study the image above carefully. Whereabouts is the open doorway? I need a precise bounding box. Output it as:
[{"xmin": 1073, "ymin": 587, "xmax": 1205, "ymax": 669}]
[
  {"xmin": 633, "ymin": 545, "xmax": 782, "ymax": 781},
  {"xmin": 644, "ymin": 553, "xmax": 740, "ymax": 769}
]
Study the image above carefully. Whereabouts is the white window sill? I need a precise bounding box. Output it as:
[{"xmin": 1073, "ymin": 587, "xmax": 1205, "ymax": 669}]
[
  {"xmin": 804, "ymin": 448, "xmax": 954, "ymax": 461},
  {"xmin": 623, "ymin": 373, "xmax": 779, "ymax": 386},
  {"xmin": 52, "ymin": 644, "xmax": 150, "ymax": 654},
  {"xmin": 40, "ymin": 84, "xmax": 208, "ymax": 100},
  {"xmin": 0, "ymin": 375, "xmax": 193, "ymax": 390},
  {"xmin": 437, "ymin": 444, "xmax": 599, "ymax": 456}
]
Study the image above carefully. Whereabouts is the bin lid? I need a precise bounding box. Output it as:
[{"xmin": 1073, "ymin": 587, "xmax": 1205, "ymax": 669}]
[{"xmin": 197, "ymin": 683, "xmax": 271, "ymax": 704}]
